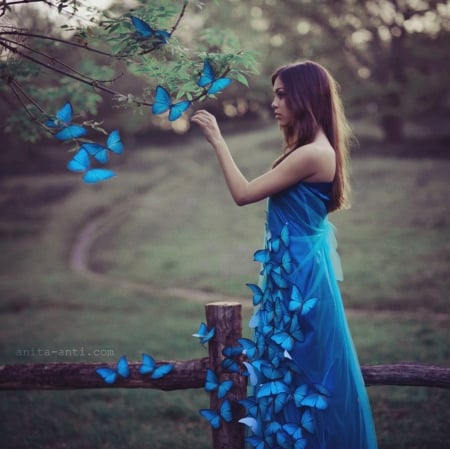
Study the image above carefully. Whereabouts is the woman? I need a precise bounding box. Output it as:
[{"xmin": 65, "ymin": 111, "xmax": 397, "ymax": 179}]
[{"xmin": 192, "ymin": 60, "xmax": 378, "ymax": 449}]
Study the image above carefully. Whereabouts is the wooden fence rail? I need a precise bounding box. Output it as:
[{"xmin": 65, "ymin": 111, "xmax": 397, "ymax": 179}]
[{"xmin": 1, "ymin": 302, "xmax": 449, "ymax": 449}]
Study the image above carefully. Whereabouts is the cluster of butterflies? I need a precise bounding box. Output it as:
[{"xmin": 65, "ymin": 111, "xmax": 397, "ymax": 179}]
[
  {"xmin": 129, "ymin": 15, "xmax": 233, "ymax": 122},
  {"xmin": 44, "ymin": 102, "xmax": 124, "ymax": 184},
  {"xmin": 95, "ymin": 353, "xmax": 174, "ymax": 384},
  {"xmin": 232, "ymin": 223, "xmax": 332, "ymax": 449},
  {"xmin": 151, "ymin": 58, "xmax": 232, "ymax": 122}
]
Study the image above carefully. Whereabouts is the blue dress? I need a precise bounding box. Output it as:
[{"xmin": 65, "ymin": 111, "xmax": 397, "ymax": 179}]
[{"xmin": 241, "ymin": 181, "xmax": 378, "ymax": 449}]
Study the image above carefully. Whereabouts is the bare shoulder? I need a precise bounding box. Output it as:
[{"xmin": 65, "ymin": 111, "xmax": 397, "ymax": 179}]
[{"xmin": 289, "ymin": 139, "xmax": 336, "ymax": 181}]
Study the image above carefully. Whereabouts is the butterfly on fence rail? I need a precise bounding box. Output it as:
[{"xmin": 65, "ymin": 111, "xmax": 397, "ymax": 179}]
[
  {"xmin": 96, "ymin": 355, "xmax": 130, "ymax": 384},
  {"xmin": 139, "ymin": 353, "xmax": 174, "ymax": 379}
]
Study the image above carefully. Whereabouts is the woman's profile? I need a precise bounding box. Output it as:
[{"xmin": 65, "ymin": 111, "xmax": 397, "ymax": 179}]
[{"xmin": 192, "ymin": 60, "xmax": 378, "ymax": 449}]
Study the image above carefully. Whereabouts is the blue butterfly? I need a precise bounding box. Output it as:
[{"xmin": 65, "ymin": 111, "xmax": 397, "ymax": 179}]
[
  {"xmin": 268, "ymin": 224, "xmax": 290, "ymax": 253},
  {"xmin": 289, "ymin": 285, "xmax": 318, "ymax": 315},
  {"xmin": 67, "ymin": 147, "xmax": 116, "ymax": 184},
  {"xmin": 199, "ymin": 399, "xmax": 233, "ymax": 429},
  {"xmin": 238, "ymin": 396, "xmax": 259, "ymax": 417},
  {"xmin": 139, "ymin": 353, "xmax": 174, "ymax": 379},
  {"xmin": 152, "ymin": 86, "xmax": 191, "ymax": 121},
  {"xmin": 281, "ymin": 250, "xmax": 293, "ymax": 274},
  {"xmin": 192, "ymin": 322, "xmax": 215, "ymax": 345},
  {"xmin": 238, "ymin": 337, "xmax": 259, "ymax": 359},
  {"xmin": 83, "ymin": 169, "xmax": 116, "ymax": 184},
  {"xmin": 246, "ymin": 436, "xmax": 269, "ymax": 449},
  {"xmin": 222, "ymin": 346, "xmax": 244, "ymax": 358},
  {"xmin": 256, "ymin": 380, "xmax": 290, "ymax": 398},
  {"xmin": 130, "ymin": 15, "xmax": 171, "ymax": 43},
  {"xmin": 283, "ymin": 423, "xmax": 304, "ymax": 441},
  {"xmin": 253, "ymin": 249, "xmax": 270, "ymax": 264},
  {"xmin": 198, "ymin": 60, "xmax": 232, "ymax": 95},
  {"xmin": 204, "ymin": 369, "xmax": 234, "ymax": 399},
  {"xmin": 221, "ymin": 357, "xmax": 241, "ymax": 374},
  {"xmin": 96, "ymin": 355, "xmax": 130, "ymax": 384},
  {"xmin": 45, "ymin": 102, "xmax": 87, "ymax": 141},
  {"xmin": 294, "ymin": 383, "xmax": 330, "ymax": 410},
  {"xmin": 300, "ymin": 409, "xmax": 316, "ymax": 434},
  {"xmin": 270, "ymin": 267, "xmax": 289, "ymax": 289},
  {"xmin": 83, "ymin": 130, "xmax": 124, "ymax": 163}
]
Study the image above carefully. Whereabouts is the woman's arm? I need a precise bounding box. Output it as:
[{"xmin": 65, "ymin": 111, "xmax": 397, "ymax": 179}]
[{"xmin": 191, "ymin": 110, "xmax": 332, "ymax": 206}]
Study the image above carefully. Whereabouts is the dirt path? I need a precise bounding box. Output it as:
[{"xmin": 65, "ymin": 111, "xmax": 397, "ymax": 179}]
[{"xmin": 68, "ymin": 207, "xmax": 449, "ymax": 324}]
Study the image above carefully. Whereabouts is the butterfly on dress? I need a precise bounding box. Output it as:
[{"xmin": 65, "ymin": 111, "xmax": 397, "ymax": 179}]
[
  {"xmin": 82, "ymin": 129, "xmax": 124, "ymax": 164},
  {"xmin": 96, "ymin": 355, "xmax": 130, "ymax": 384},
  {"xmin": 204, "ymin": 368, "xmax": 234, "ymax": 399},
  {"xmin": 192, "ymin": 322, "xmax": 215, "ymax": 345},
  {"xmin": 293, "ymin": 383, "xmax": 331, "ymax": 410},
  {"xmin": 270, "ymin": 314, "xmax": 305, "ymax": 351},
  {"xmin": 45, "ymin": 102, "xmax": 87, "ymax": 141},
  {"xmin": 199, "ymin": 399, "xmax": 233, "ymax": 429},
  {"xmin": 130, "ymin": 16, "xmax": 171, "ymax": 45},
  {"xmin": 198, "ymin": 59, "xmax": 232, "ymax": 95},
  {"xmin": 152, "ymin": 86, "xmax": 191, "ymax": 121},
  {"xmin": 289, "ymin": 285, "xmax": 318, "ymax": 315},
  {"xmin": 139, "ymin": 353, "xmax": 174, "ymax": 379},
  {"xmin": 67, "ymin": 147, "xmax": 116, "ymax": 184}
]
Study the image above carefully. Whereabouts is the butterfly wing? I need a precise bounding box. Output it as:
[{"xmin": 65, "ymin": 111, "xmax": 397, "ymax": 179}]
[
  {"xmin": 67, "ymin": 148, "xmax": 90, "ymax": 172},
  {"xmin": 198, "ymin": 60, "xmax": 215, "ymax": 87},
  {"xmin": 83, "ymin": 143, "xmax": 109, "ymax": 164},
  {"xmin": 301, "ymin": 409, "xmax": 316, "ymax": 434},
  {"xmin": 253, "ymin": 249, "xmax": 270, "ymax": 264},
  {"xmin": 200, "ymin": 326, "xmax": 215, "ymax": 345},
  {"xmin": 96, "ymin": 367, "xmax": 117, "ymax": 385},
  {"xmin": 168, "ymin": 100, "xmax": 191, "ymax": 121},
  {"xmin": 130, "ymin": 15, "xmax": 154, "ymax": 38},
  {"xmin": 207, "ymin": 78, "xmax": 232, "ymax": 95},
  {"xmin": 204, "ymin": 369, "xmax": 218, "ymax": 392},
  {"xmin": 239, "ymin": 416, "xmax": 259, "ymax": 433},
  {"xmin": 246, "ymin": 283, "xmax": 263, "ymax": 306},
  {"xmin": 55, "ymin": 125, "xmax": 87, "ymax": 141},
  {"xmin": 82, "ymin": 169, "xmax": 116, "ymax": 184},
  {"xmin": 56, "ymin": 102, "xmax": 73, "ymax": 124},
  {"xmin": 219, "ymin": 399, "xmax": 233, "ymax": 422},
  {"xmin": 199, "ymin": 409, "xmax": 221, "ymax": 429},
  {"xmin": 238, "ymin": 337, "xmax": 259, "ymax": 359},
  {"xmin": 117, "ymin": 355, "xmax": 130, "ymax": 378},
  {"xmin": 271, "ymin": 332, "xmax": 294, "ymax": 351},
  {"xmin": 152, "ymin": 86, "xmax": 171, "ymax": 115},
  {"xmin": 221, "ymin": 358, "xmax": 240, "ymax": 373},
  {"xmin": 151, "ymin": 364, "xmax": 173, "ymax": 379},
  {"xmin": 217, "ymin": 380, "xmax": 234, "ymax": 399},
  {"xmin": 192, "ymin": 322, "xmax": 207, "ymax": 338},
  {"xmin": 139, "ymin": 353, "xmax": 156, "ymax": 375},
  {"xmin": 106, "ymin": 130, "xmax": 124, "ymax": 154}
]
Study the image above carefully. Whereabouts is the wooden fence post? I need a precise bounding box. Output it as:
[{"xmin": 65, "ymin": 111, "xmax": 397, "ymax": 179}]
[{"xmin": 206, "ymin": 302, "xmax": 246, "ymax": 449}]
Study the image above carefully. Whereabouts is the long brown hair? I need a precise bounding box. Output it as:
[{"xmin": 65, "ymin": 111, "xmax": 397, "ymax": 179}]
[{"xmin": 271, "ymin": 61, "xmax": 351, "ymax": 212}]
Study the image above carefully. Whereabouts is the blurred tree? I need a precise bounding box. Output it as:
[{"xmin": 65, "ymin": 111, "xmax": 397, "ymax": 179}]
[{"xmin": 202, "ymin": 0, "xmax": 450, "ymax": 143}]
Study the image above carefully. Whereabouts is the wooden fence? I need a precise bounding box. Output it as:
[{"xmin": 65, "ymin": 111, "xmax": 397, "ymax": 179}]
[{"xmin": 1, "ymin": 301, "xmax": 449, "ymax": 449}]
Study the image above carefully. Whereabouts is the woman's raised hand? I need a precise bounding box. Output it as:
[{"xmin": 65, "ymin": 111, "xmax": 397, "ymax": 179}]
[{"xmin": 191, "ymin": 110, "xmax": 222, "ymax": 145}]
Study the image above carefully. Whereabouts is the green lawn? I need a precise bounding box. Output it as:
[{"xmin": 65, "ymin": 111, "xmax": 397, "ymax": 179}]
[{"xmin": 0, "ymin": 125, "xmax": 449, "ymax": 448}]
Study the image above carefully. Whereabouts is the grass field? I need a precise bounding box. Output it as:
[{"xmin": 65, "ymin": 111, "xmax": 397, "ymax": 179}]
[{"xmin": 0, "ymin": 123, "xmax": 449, "ymax": 448}]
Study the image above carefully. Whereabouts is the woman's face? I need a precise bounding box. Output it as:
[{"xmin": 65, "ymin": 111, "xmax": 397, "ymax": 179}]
[{"xmin": 271, "ymin": 76, "xmax": 292, "ymax": 127}]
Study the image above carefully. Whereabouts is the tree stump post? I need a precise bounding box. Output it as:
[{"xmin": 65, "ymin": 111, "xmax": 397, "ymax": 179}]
[{"xmin": 206, "ymin": 302, "xmax": 246, "ymax": 449}]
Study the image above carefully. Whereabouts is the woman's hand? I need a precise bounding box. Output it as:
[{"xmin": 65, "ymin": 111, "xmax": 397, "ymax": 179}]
[{"xmin": 191, "ymin": 110, "xmax": 222, "ymax": 145}]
